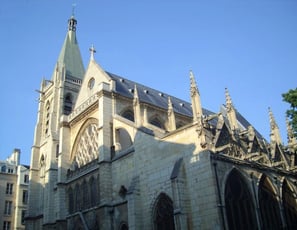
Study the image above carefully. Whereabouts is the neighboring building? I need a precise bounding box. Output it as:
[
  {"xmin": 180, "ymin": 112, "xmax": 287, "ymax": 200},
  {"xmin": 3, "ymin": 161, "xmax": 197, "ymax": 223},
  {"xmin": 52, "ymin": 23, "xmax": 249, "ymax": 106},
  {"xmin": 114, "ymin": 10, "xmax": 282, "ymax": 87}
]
[
  {"xmin": 0, "ymin": 149, "xmax": 29, "ymax": 230},
  {"xmin": 26, "ymin": 14, "xmax": 297, "ymax": 230}
]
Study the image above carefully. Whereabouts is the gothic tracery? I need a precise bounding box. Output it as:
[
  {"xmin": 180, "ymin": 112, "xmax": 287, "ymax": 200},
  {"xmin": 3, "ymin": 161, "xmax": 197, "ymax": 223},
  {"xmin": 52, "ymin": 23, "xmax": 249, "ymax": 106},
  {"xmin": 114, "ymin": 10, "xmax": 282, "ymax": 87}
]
[{"xmin": 73, "ymin": 121, "xmax": 99, "ymax": 168}]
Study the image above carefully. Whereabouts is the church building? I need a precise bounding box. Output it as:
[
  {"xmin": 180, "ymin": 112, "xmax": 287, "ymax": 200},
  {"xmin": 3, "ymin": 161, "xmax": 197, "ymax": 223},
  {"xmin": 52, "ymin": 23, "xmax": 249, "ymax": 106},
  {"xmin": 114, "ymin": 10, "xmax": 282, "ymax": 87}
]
[{"xmin": 26, "ymin": 15, "xmax": 297, "ymax": 230}]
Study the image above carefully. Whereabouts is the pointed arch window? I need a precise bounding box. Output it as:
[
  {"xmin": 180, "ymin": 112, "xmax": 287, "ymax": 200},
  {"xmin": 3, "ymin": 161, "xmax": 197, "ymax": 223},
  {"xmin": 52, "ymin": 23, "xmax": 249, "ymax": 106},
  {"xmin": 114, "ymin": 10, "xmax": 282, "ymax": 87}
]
[
  {"xmin": 82, "ymin": 180, "xmax": 89, "ymax": 209},
  {"xmin": 74, "ymin": 184, "xmax": 81, "ymax": 211},
  {"xmin": 153, "ymin": 193, "xmax": 175, "ymax": 230},
  {"xmin": 119, "ymin": 222, "xmax": 129, "ymax": 230},
  {"xmin": 282, "ymin": 180, "xmax": 297, "ymax": 229},
  {"xmin": 64, "ymin": 93, "xmax": 73, "ymax": 115},
  {"xmin": 176, "ymin": 121, "xmax": 185, "ymax": 129},
  {"xmin": 149, "ymin": 117, "xmax": 164, "ymax": 129},
  {"xmin": 72, "ymin": 120, "xmax": 99, "ymax": 168},
  {"xmin": 45, "ymin": 101, "xmax": 51, "ymax": 135},
  {"xmin": 90, "ymin": 177, "xmax": 98, "ymax": 206},
  {"xmin": 121, "ymin": 109, "xmax": 134, "ymax": 122},
  {"xmin": 225, "ymin": 170, "xmax": 257, "ymax": 230},
  {"xmin": 68, "ymin": 187, "xmax": 74, "ymax": 214},
  {"xmin": 259, "ymin": 175, "xmax": 282, "ymax": 229}
]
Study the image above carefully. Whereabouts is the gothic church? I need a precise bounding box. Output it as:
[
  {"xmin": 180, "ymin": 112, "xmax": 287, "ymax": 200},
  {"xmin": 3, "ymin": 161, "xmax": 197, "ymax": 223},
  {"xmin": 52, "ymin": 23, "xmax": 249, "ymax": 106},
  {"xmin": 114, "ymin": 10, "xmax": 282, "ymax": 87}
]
[{"xmin": 26, "ymin": 15, "xmax": 297, "ymax": 230}]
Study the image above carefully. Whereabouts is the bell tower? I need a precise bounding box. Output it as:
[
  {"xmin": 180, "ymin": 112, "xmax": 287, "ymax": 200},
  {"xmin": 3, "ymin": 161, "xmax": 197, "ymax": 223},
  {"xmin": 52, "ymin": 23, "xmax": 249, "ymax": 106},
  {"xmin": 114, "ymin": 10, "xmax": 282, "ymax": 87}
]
[{"xmin": 26, "ymin": 14, "xmax": 85, "ymax": 229}]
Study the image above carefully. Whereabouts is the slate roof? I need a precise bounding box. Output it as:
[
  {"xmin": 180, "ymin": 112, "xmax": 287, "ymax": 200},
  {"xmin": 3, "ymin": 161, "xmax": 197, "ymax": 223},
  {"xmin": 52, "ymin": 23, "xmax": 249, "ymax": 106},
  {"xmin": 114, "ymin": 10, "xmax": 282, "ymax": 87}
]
[
  {"xmin": 106, "ymin": 72, "xmax": 266, "ymax": 141},
  {"xmin": 107, "ymin": 72, "xmax": 214, "ymax": 117}
]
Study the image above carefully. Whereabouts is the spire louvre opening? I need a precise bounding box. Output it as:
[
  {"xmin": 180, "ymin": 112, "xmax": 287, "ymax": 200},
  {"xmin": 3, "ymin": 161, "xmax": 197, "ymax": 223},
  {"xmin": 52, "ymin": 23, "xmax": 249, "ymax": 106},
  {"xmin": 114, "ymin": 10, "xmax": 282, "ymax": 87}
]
[{"xmin": 68, "ymin": 16, "xmax": 77, "ymax": 32}]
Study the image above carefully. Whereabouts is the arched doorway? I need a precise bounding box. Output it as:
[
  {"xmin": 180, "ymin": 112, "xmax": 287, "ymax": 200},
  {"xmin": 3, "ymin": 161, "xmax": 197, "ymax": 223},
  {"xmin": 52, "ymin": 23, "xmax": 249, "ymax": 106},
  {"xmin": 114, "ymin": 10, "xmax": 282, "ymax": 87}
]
[
  {"xmin": 225, "ymin": 169, "xmax": 257, "ymax": 230},
  {"xmin": 153, "ymin": 193, "xmax": 175, "ymax": 230},
  {"xmin": 259, "ymin": 175, "xmax": 282, "ymax": 229}
]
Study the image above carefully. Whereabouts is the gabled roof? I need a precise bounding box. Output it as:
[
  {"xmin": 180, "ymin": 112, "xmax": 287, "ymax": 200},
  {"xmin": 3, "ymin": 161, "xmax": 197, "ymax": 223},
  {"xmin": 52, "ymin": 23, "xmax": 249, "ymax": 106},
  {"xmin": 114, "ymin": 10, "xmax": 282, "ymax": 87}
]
[{"xmin": 106, "ymin": 72, "xmax": 214, "ymax": 118}]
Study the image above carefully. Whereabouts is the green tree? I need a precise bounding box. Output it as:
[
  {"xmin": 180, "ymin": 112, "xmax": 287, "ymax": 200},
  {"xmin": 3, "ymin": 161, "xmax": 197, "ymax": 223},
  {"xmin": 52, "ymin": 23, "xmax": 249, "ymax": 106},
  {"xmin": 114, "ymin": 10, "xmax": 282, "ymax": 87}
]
[{"xmin": 282, "ymin": 88, "xmax": 297, "ymax": 138}]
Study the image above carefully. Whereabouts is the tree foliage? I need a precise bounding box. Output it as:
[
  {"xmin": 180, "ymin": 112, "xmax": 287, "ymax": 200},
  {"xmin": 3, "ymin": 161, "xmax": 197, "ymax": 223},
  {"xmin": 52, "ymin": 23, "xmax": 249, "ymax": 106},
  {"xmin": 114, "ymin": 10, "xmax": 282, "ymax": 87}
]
[{"xmin": 282, "ymin": 88, "xmax": 297, "ymax": 138}]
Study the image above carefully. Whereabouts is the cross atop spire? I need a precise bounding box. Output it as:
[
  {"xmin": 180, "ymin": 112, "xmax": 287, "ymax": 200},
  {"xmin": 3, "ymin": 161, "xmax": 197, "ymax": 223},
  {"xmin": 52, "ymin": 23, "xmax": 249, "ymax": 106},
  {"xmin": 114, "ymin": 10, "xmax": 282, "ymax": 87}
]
[
  {"xmin": 72, "ymin": 3, "xmax": 77, "ymax": 17},
  {"xmin": 89, "ymin": 44, "xmax": 96, "ymax": 60},
  {"xmin": 68, "ymin": 8, "xmax": 77, "ymax": 32}
]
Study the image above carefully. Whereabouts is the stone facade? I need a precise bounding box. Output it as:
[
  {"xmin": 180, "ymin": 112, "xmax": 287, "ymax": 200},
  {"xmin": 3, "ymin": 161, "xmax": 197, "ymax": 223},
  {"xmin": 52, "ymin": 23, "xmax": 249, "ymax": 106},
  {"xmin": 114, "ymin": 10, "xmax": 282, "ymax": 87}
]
[{"xmin": 26, "ymin": 15, "xmax": 297, "ymax": 230}]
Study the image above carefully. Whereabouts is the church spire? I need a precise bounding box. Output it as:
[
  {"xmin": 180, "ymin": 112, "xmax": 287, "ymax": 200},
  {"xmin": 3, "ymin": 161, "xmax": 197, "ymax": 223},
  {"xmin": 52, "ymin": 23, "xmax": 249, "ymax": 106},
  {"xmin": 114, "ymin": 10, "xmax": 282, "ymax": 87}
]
[
  {"xmin": 55, "ymin": 14, "xmax": 85, "ymax": 80},
  {"xmin": 269, "ymin": 107, "xmax": 282, "ymax": 145}
]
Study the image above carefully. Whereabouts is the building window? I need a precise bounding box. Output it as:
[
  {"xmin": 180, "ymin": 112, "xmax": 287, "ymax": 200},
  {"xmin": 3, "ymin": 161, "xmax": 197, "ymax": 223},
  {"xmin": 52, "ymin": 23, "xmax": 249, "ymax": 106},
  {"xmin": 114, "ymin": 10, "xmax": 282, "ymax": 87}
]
[
  {"xmin": 82, "ymin": 180, "xmax": 89, "ymax": 209},
  {"xmin": 24, "ymin": 174, "xmax": 29, "ymax": 184},
  {"xmin": 3, "ymin": 221, "xmax": 11, "ymax": 230},
  {"xmin": 56, "ymin": 144, "xmax": 59, "ymax": 158},
  {"xmin": 119, "ymin": 222, "xmax": 129, "ymax": 230},
  {"xmin": 153, "ymin": 193, "xmax": 175, "ymax": 230},
  {"xmin": 6, "ymin": 183, "xmax": 13, "ymax": 195},
  {"xmin": 225, "ymin": 169, "xmax": 257, "ymax": 230},
  {"xmin": 121, "ymin": 109, "xmax": 134, "ymax": 122},
  {"xmin": 45, "ymin": 101, "xmax": 51, "ymax": 135},
  {"xmin": 283, "ymin": 180, "xmax": 297, "ymax": 228},
  {"xmin": 64, "ymin": 93, "xmax": 73, "ymax": 115},
  {"xmin": 88, "ymin": 78, "xmax": 95, "ymax": 89},
  {"xmin": 68, "ymin": 187, "xmax": 74, "ymax": 214},
  {"xmin": 22, "ymin": 190, "xmax": 28, "ymax": 204},
  {"xmin": 259, "ymin": 175, "xmax": 282, "ymax": 229},
  {"xmin": 75, "ymin": 184, "xmax": 81, "ymax": 211},
  {"xmin": 7, "ymin": 168, "xmax": 13, "ymax": 174},
  {"xmin": 21, "ymin": 210, "xmax": 26, "ymax": 225},
  {"xmin": 90, "ymin": 177, "xmax": 97, "ymax": 206},
  {"xmin": 149, "ymin": 117, "xmax": 163, "ymax": 129},
  {"xmin": 4, "ymin": 201, "xmax": 12, "ymax": 215},
  {"xmin": 1, "ymin": 165, "xmax": 6, "ymax": 172}
]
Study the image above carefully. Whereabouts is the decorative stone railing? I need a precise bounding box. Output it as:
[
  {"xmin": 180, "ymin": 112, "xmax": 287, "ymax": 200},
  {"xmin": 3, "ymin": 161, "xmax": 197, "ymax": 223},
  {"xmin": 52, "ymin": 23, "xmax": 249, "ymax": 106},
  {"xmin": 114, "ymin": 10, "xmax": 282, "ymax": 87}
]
[
  {"xmin": 66, "ymin": 159, "xmax": 98, "ymax": 180},
  {"xmin": 68, "ymin": 94, "xmax": 98, "ymax": 121}
]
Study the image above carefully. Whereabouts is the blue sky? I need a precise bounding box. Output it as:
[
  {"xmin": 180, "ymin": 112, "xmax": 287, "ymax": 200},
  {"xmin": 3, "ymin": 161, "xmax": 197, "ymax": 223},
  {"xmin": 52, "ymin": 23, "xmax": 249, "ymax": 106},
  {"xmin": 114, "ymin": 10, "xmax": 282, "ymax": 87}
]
[{"xmin": 0, "ymin": 0, "xmax": 296, "ymax": 165}]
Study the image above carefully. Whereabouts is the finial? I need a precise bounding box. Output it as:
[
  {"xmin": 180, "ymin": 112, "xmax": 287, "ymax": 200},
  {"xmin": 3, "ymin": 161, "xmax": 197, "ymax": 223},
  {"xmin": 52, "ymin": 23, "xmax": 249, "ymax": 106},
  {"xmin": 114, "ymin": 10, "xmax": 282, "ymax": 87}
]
[
  {"xmin": 89, "ymin": 44, "xmax": 96, "ymax": 60},
  {"xmin": 168, "ymin": 97, "xmax": 173, "ymax": 110},
  {"xmin": 134, "ymin": 85, "xmax": 138, "ymax": 97},
  {"xmin": 225, "ymin": 88, "xmax": 233, "ymax": 112},
  {"xmin": 269, "ymin": 107, "xmax": 282, "ymax": 144},
  {"xmin": 190, "ymin": 70, "xmax": 200, "ymax": 96},
  {"xmin": 268, "ymin": 107, "xmax": 278, "ymax": 130},
  {"xmin": 286, "ymin": 117, "xmax": 294, "ymax": 141}
]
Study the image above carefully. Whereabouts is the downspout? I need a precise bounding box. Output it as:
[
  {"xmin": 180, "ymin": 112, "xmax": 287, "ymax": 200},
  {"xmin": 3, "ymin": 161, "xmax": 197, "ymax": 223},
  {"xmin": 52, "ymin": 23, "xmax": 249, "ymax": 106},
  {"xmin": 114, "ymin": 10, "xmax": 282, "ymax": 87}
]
[{"xmin": 213, "ymin": 162, "xmax": 226, "ymax": 230}]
